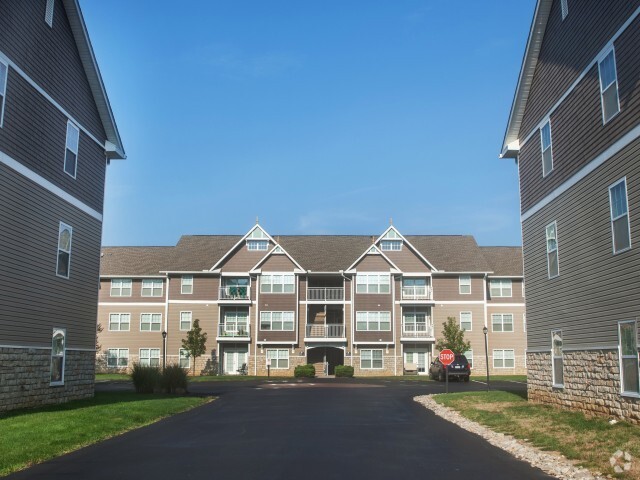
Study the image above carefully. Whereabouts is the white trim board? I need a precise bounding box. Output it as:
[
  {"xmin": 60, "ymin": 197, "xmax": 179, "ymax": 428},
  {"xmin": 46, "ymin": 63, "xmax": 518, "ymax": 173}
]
[
  {"xmin": 98, "ymin": 302, "xmax": 166, "ymax": 307},
  {"xmin": 521, "ymin": 123, "xmax": 640, "ymax": 222},
  {"xmin": 0, "ymin": 151, "xmax": 102, "ymax": 221}
]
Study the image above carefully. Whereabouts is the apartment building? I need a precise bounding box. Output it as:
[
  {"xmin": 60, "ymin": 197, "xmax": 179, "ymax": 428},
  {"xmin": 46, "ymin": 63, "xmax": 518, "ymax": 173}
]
[
  {"xmin": 97, "ymin": 225, "xmax": 524, "ymax": 377},
  {"xmin": 501, "ymin": 0, "xmax": 640, "ymax": 420},
  {"xmin": 0, "ymin": 0, "xmax": 125, "ymax": 411}
]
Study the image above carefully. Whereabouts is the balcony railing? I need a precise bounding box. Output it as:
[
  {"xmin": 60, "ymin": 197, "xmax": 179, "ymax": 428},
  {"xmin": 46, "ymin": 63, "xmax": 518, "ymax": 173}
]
[
  {"xmin": 219, "ymin": 285, "xmax": 251, "ymax": 300},
  {"xmin": 307, "ymin": 287, "xmax": 344, "ymax": 301},
  {"xmin": 305, "ymin": 324, "xmax": 345, "ymax": 338},
  {"xmin": 401, "ymin": 285, "xmax": 432, "ymax": 300},
  {"xmin": 401, "ymin": 323, "xmax": 434, "ymax": 338},
  {"xmin": 218, "ymin": 324, "xmax": 250, "ymax": 338}
]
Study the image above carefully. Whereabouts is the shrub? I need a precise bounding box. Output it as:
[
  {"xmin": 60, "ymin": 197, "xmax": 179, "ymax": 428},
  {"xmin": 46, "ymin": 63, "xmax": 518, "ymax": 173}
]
[
  {"xmin": 131, "ymin": 363, "xmax": 162, "ymax": 393},
  {"xmin": 162, "ymin": 365, "xmax": 189, "ymax": 394},
  {"xmin": 294, "ymin": 364, "xmax": 316, "ymax": 378},
  {"xmin": 334, "ymin": 365, "xmax": 354, "ymax": 378}
]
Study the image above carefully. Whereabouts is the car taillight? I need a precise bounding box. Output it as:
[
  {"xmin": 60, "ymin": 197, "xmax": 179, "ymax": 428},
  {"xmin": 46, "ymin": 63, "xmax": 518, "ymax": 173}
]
[{"xmin": 466, "ymin": 364, "xmax": 470, "ymax": 371}]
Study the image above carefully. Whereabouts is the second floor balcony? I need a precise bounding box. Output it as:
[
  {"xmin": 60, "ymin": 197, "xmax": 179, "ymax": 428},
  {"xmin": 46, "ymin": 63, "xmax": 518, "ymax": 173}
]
[
  {"xmin": 217, "ymin": 323, "xmax": 250, "ymax": 340},
  {"xmin": 305, "ymin": 324, "xmax": 345, "ymax": 339},
  {"xmin": 401, "ymin": 322, "xmax": 434, "ymax": 339},
  {"xmin": 401, "ymin": 285, "xmax": 433, "ymax": 301},
  {"xmin": 219, "ymin": 285, "xmax": 251, "ymax": 301},
  {"xmin": 307, "ymin": 287, "xmax": 344, "ymax": 301}
]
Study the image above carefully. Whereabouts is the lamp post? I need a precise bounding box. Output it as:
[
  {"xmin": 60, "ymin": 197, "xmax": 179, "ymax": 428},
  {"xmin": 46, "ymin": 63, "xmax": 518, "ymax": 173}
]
[
  {"xmin": 162, "ymin": 330, "xmax": 167, "ymax": 371},
  {"xmin": 483, "ymin": 326, "xmax": 489, "ymax": 391}
]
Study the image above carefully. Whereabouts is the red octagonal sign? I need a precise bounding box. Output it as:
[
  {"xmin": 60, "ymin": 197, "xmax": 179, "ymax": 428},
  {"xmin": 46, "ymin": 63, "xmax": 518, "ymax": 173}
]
[{"xmin": 439, "ymin": 349, "xmax": 455, "ymax": 366}]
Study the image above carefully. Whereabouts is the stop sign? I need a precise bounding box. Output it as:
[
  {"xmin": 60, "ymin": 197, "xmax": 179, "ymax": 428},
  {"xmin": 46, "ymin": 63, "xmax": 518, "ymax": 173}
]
[{"xmin": 439, "ymin": 349, "xmax": 455, "ymax": 366}]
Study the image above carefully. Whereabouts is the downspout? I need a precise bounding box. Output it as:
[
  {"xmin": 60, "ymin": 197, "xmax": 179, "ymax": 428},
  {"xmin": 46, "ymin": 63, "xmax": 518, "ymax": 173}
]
[
  {"xmin": 483, "ymin": 273, "xmax": 489, "ymax": 374},
  {"xmin": 164, "ymin": 273, "xmax": 170, "ymax": 365}
]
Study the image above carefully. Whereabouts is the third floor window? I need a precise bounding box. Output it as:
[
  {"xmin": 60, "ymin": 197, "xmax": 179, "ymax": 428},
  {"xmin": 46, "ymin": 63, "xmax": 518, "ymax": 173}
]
[
  {"xmin": 356, "ymin": 273, "xmax": 390, "ymax": 294},
  {"xmin": 490, "ymin": 279, "xmax": 512, "ymax": 297},
  {"xmin": 598, "ymin": 48, "xmax": 620, "ymax": 124},
  {"xmin": 141, "ymin": 279, "xmax": 163, "ymax": 297},
  {"xmin": 64, "ymin": 121, "xmax": 79, "ymax": 178},
  {"xmin": 260, "ymin": 274, "xmax": 295, "ymax": 294}
]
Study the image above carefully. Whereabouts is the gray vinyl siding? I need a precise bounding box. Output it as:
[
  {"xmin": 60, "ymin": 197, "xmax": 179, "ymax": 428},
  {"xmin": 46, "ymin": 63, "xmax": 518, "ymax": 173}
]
[
  {"xmin": 0, "ymin": 69, "xmax": 106, "ymax": 212},
  {"xmin": 519, "ymin": 0, "xmax": 640, "ymax": 137},
  {"xmin": 522, "ymin": 136, "xmax": 640, "ymax": 350},
  {"xmin": 519, "ymin": 13, "xmax": 640, "ymax": 214},
  {"xmin": 0, "ymin": 165, "xmax": 101, "ymax": 349},
  {"xmin": 0, "ymin": 0, "xmax": 106, "ymax": 140}
]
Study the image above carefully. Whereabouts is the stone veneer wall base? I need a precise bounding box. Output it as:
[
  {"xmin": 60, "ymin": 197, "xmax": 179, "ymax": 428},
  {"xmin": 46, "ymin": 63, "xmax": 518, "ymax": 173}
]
[
  {"xmin": 527, "ymin": 350, "xmax": 640, "ymax": 424},
  {"xmin": 0, "ymin": 347, "xmax": 95, "ymax": 412}
]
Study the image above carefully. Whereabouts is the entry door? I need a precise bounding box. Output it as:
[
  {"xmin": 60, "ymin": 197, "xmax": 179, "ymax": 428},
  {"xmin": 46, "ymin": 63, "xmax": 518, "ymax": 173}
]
[
  {"xmin": 224, "ymin": 346, "xmax": 248, "ymax": 375},
  {"xmin": 405, "ymin": 348, "xmax": 428, "ymax": 374}
]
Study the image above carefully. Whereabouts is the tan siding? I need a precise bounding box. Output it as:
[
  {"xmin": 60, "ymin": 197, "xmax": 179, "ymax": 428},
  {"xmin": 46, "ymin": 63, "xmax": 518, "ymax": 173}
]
[
  {"xmin": 99, "ymin": 278, "xmax": 166, "ymax": 303},
  {"xmin": 522, "ymin": 137, "xmax": 640, "ymax": 350},
  {"xmin": 260, "ymin": 254, "xmax": 297, "ymax": 271},
  {"xmin": 355, "ymin": 254, "xmax": 393, "ymax": 271},
  {"xmin": 0, "ymin": 166, "xmax": 101, "ymax": 349},
  {"xmin": 219, "ymin": 241, "xmax": 274, "ymax": 272},
  {"xmin": 487, "ymin": 278, "xmax": 525, "ymax": 303},
  {"xmin": 432, "ymin": 275, "xmax": 484, "ymax": 301},
  {"xmin": 98, "ymin": 305, "xmax": 166, "ymax": 353},
  {"xmin": 166, "ymin": 304, "xmax": 217, "ymax": 354},
  {"xmin": 169, "ymin": 276, "xmax": 218, "ymax": 301},
  {"xmin": 433, "ymin": 304, "xmax": 486, "ymax": 356},
  {"xmin": 382, "ymin": 246, "xmax": 431, "ymax": 272}
]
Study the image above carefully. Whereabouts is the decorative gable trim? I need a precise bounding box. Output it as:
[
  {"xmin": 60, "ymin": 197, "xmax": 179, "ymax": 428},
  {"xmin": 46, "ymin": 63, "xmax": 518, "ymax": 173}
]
[
  {"xmin": 249, "ymin": 243, "xmax": 305, "ymax": 274},
  {"xmin": 345, "ymin": 244, "xmax": 401, "ymax": 273},
  {"xmin": 375, "ymin": 226, "xmax": 439, "ymax": 272},
  {"xmin": 210, "ymin": 224, "xmax": 275, "ymax": 271}
]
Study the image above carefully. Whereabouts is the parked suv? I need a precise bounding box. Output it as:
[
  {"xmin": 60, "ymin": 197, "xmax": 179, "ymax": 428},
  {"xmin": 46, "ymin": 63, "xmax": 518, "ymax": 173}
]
[{"xmin": 429, "ymin": 354, "xmax": 470, "ymax": 382}]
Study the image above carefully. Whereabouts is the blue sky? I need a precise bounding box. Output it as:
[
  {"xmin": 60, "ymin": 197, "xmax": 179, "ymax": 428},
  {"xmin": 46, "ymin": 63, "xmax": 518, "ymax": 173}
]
[{"xmin": 82, "ymin": 1, "xmax": 534, "ymax": 247}]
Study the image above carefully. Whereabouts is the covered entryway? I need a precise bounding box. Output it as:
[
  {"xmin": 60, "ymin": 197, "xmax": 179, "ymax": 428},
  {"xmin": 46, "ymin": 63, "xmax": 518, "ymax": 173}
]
[
  {"xmin": 307, "ymin": 346, "xmax": 344, "ymax": 376},
  {"xmin": 221, "ymin": 344, "xmax": 248, "ymax": 375},
  {"xmin": 403, "ymin": 345, "xmax": 431, "ymax": 375}
]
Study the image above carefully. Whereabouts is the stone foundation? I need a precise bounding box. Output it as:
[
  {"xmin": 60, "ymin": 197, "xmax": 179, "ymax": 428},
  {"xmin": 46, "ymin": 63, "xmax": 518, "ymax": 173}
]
[
  {"xmin": 0, "ymin": 347, "xmax": 94, "ymax": 412},
  {"xmin": 527, "ymin": 350, "xmax": 640, "ymax": 424}
]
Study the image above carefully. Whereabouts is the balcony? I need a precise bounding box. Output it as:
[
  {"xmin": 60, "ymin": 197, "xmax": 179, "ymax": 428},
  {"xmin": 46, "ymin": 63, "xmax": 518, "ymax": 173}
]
[
  {"xmin": 401, "ymin": 323, "xmax": 434, "ymax": 340},
  {"xmin": 305, "ymin": 324, "xmax": 345, "ymax": 340},
  {"xmin": 401, "ymin": 285, "xmax": 433, "ymax": 301},
  {"xmin": 219, "ymin": 285, "xmax": 251, "ymax": 301},
  {"xmin": 217, "ymin": 324, "xmax": 250, "ymax": 341},
  {"xmin": 307, "ymin": 287, "xmax": 344, "ymax": 301}
]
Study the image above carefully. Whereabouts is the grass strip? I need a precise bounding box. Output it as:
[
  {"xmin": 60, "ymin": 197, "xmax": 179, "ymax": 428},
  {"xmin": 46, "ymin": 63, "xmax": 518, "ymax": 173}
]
[
  {"xmin": 95, "ymin": 373, "xmax": 271, "ymax": 383},
  {"xmin": 434, "ymin": 391, "xmax": 640, "ymax": 478},
  {"xmin": 471, "ymin": 375, "xmax": 527, "ymax": 383},
  {"xmin": 0, "ymin": 391, "xmax": 210, "ymax": 476}
]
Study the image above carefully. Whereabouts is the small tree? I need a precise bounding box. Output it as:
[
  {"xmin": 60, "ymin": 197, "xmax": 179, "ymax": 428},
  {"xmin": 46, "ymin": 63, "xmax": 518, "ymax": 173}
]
[
  {"xmin": 181, "ymin": 318, "xmax": 207, "ymax": 376},
  {"xmin": 435, "ymin": 316, "xmax": 471, "ymax": 355}
]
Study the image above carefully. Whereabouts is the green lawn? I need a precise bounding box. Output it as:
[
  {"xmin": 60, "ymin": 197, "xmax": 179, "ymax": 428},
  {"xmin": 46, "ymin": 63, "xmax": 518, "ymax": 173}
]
[
  {"xmin": 0, "ymin": 392, "xmax": 211, "ymax": 476},
  {"xmin": 471, "ymin": 374, "xmax": 527, "ymax": 383},
  {"xmin": 95, "ymin": 373, "xmax": 271, "ymax": 383},
  {"xmin": 434, "ymin": 391, "xmax": 640, "ymax": 478}
]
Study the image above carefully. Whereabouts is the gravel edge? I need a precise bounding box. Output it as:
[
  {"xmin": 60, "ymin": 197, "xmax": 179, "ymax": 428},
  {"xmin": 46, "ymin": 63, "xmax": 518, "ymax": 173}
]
[{"xmin": 414, "ymin": 395, "xmax": 606, "ymax": 480}]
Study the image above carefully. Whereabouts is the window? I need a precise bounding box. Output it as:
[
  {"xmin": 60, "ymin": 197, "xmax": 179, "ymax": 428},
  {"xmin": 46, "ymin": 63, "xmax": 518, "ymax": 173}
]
[
  {"xmin": 460, "ymin": 311, "xmax": 472, "ymax": 331},
  {"xmin": 45, "ymin": 0, "xmax": 55, "ymax": 26},
  {"xmin": 356, "ymin": 274, "xmax": 390, "ymax": 294},
  {"xmin": 247, "ymin": 240, "xmax": 268, "ymax": 251},
  {"xmin": 546, "ymin": 222, "xmax": 559, "ymax": 278},
  {"xmin": 361, "ymin": 349, "xmax": 383, "ymax": 369},
  {"xmin": 260, "ymin": 274, "xmax": 295, "ymax": 293},
  {"xmin": 56, "ymin": 222, "xmax": 72, "ymax": 278},
  {"xmin": 464, "ymin": 350, "xmax": 473, "ymax": 369},
  {"xmin": 221, "ymin": 308, "xmax": 248, "ymax": 335},
  {"xmin": 561, "ymin": 0, "xmax": 568, "ymax": 20},
  {"xmin": 459, "ymin": 275, "xmax": 471, "ymax": 294},
  {"xmin": 402, "ymin": 308, "xmax": 429, "ymax": 333},
  {"xmin": 492, "ymin": 313, "xmax": 514, "ymax": 332},
  {"xmin": 493, "ymin": 349, "xmax": 515, "ymax": 368},
  {"xmin": 552, "ymin": 330, "xmax": 564, "ymax": 387},
  {"xmin": 180, "ymin": 311, "xmax": 192, "ymax": 331},
  {"xmin": 110, "ymin": 278, "xmax": 132, "ymax": 297},
  {"xmin": 619, "ymin": 321, "xmax": 639, "ymax": 394},
  {"xmin": 64, "ymin": 121, "xmax": 79, "ymax": 178},
  {"xmin": 402, "ymin": 278, "xmax": 428, "ymax": 299},
  {"xmin": 181, "ymin": 275, "xmax": 193, "ymax": 294},
  {"xmin": 267, "ymin": 349, "xmax": 289, "ymax": 369},
  {"xmin": 0, "ymin": 60, "xmax": 7, "ymax": 127},
  {"xmin": 260, "ymin": 311, "xmax": 295, "ymax": 331},
  {"xmin": 356, "ymin": 311, "xmax": 391, "ymax": 331},
  {"xmin": 221, "ymin": 277, "xmax": 250, "ymax": 299},
  {"xmin": 609, "ymin": 178, "xmax": 631, "ymax": 254},
  {"xmin": 598, "ymin": 48, "xmax": 620, "ymax": 123},
  {"xmin": 109, "ymin": 313, "xmax": 130, "ymax": 331},
  {"xmin": 50, "ymin": 328, "xmax": 65, "ymax": 385},
  {"xmin": 140, "ymin": 313, "xmax": 162, "ymax": 332},
  {"xmin": 540, "ymin": 120, "xmax": 553, "ymax": 176},
  {"xmin": 490, "ymin": 279, "xmax": 512, "ymax": 297},
  {"xmin": 107, "ymin": 348, "xmax": 129, "ymax": 368},
  {"xmin": 141, "ymin": 279, "xmax": 163, "ymax": 297},
  {"xmin": 380, "ymin": 240, "xmax": 402, "ymax": 251},
  {"xmin": 179, "ymin": 349, "xmax": 190, "ymax": 369},
  {"xmin": 139, "ymin": 348, "xmax": 160, "ymax": 367}
]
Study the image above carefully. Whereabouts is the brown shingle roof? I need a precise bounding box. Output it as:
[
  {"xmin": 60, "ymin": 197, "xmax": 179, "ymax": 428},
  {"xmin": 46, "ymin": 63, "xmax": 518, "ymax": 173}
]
[
  {"xmin": 100, "ymin": 247, "xmax": 174, "ymax": 275},
  {"xmin": 100, "ymin": 235, "xmax": 521, "ymax": 276},
  {"xmin": 405, "ymin": 236, "xmax": 493, "ymax": 272},
  {"xmin": 479, "ymin": 246, "xmax": 523, "ymax": 276}
]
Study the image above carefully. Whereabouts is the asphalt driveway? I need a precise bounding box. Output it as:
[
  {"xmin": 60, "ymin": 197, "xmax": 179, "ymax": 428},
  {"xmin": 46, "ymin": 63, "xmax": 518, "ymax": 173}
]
[{"xmin": 9, "ymin": 378, "xmax": 551, "ymax": 480}]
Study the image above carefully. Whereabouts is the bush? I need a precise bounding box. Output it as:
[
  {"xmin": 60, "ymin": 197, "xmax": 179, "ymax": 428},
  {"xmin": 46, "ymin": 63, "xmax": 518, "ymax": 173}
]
[
  {"xmin": 294, "ymin": 364, "xmax": 316, "ymax": 378},
  {"xmin": 131, "ymin": 363, "xmax": 162, "ymax": 393},
  {"xmin": 334, "ymin": 365, "xmax": 354, "ymax": 378},
  {"xmin": 162, "ymin": 365, "xmax": 189, "ymax": 393}
]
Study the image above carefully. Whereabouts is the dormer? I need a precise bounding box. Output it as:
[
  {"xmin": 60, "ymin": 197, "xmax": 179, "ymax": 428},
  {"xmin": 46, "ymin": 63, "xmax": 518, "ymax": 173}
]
[
  {"xmin": 380, "ymin": 228, "xmax": 402, "ymax": 251},
  {"xmin": 246, "ymin": 226, "xmax": 269, "ymax": 251}
]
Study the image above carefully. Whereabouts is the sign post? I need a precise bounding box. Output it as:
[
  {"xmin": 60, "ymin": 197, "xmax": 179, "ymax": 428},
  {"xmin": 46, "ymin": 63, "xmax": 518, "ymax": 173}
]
[{"xmin": 439, "ymin": 349, "xmax": 455, "ymax": 394}]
